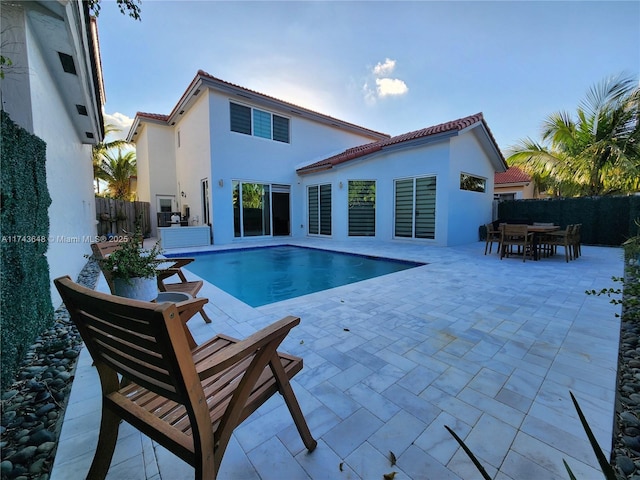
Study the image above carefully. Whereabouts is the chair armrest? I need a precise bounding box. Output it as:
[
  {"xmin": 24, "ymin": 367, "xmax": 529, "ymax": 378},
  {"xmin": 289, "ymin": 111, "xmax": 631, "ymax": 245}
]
[
  {"xmin": 157, "ymin": 268, "xmax": 188, "ymax": 283},
  {"xmin": 159, "ymin": 257, "xmax": 195, "ymax": 269},
  {"xmin": 196, "ymin": 316, "xmax": 300, "ymax": 380},
  {"xmin": 173, "ymin": 297, "xmax": 208, "ymax": 322}
]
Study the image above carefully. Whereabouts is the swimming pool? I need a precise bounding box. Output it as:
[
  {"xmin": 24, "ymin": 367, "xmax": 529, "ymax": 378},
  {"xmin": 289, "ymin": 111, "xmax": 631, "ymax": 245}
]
[{"xmin": 167, "ymin": 245, "xmax": 423, "ymax": 307}]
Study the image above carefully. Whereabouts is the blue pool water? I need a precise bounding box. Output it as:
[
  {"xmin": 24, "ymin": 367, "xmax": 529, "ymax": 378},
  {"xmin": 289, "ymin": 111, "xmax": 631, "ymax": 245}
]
[{"xmin": 167, "ymin": 245, "xmax": 423, "ymax": 307}]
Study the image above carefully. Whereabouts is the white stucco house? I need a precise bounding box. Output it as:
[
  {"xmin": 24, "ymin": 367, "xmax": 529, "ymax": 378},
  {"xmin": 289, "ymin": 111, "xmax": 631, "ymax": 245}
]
[
  {"xmin": 1, "ymin": 0, "xmax": 104, "ymax": 304},
  {"xmin": 128, "ymin": 70, "xmax": 507, "ymax": 248}
]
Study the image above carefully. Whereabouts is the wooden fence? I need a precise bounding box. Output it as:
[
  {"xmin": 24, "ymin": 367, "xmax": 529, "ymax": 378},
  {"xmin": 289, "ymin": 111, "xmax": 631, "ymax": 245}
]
[{"xmin": 95, "ymin": 197, "xmax": 151, "ymax": 237}]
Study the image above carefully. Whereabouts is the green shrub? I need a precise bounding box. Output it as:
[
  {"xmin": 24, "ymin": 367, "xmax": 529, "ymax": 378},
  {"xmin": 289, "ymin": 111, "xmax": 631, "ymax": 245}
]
[{"xmin": 0, "ymin": 111, "xmax": 54, "ymax": 388}]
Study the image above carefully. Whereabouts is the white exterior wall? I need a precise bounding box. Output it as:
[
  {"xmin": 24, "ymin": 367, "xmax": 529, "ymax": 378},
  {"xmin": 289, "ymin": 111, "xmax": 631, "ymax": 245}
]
[
  {"xmin": 170, "ymin": 90, "xmax": 384, "ymax": 245},
  {"xmin": 447, "ymin": 131, "xmax": 497, "ymax": 245},
  {"xmin": 136, "ymin": 123, "xmax": 178, "ymax": 235},
  {"xmin": 300, "ymin": 140, "xmax": 452, "ymax": 245},
  {"xmin": 4, "ymin": 5, "xmax": 97, "ymax": 306},
  {"xmin": 174, "ymin": 93, "xmax": 212, "ymax": 232}
]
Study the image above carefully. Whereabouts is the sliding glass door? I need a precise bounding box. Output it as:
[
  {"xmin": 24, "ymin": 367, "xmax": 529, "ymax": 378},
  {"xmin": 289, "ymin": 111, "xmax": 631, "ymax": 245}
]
[{"xmin": 395, "ymin": 176, "xmax": 436, "ymax": 239}]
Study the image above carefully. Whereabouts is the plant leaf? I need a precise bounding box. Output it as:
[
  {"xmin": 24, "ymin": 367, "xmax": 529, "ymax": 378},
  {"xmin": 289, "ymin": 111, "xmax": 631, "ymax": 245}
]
[
  {"xmin": 569, "ymin": 392, "xmax": 618, "ymax": 480},
  {"xmin": 445, "ymin": 425, "xmax": 493, "ymax": 480},
  {"xmin": 389, "ymin": 450, "xmax": 397, "ymax": 466},
  {"xmin": 562, "ymin": 459, "xmax": 578, "ymax": 480}
]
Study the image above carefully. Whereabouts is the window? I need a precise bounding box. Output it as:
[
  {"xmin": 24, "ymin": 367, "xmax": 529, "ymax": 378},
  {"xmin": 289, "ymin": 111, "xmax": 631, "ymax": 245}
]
[
  {"xmin": 229, "ymin": 102, "xmax": 290, "ymax": 143},
  {"xmin": 460, "ymin": 173, "xmax": 486, "ymax": 193},
  {"xmin": 395, "ymin": 176, "xmax": 437, "ymax": 239},
  {"xmin": 230, "ymin": 103, "xmax": 251, "ymax": 135},
  {"xmin": 308, "ymin": 184, "xmax": 332, "ymax": 235},
  {"xmin": 201, "ymin": 178, "xmax": 210, "ymax": 225},
  {"xmin": 348, "ymin": 180, "xmax": 375, "ymax": 236}
]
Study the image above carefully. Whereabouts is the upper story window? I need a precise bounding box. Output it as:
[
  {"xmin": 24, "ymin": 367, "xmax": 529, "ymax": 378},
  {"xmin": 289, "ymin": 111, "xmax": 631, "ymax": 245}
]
[
  {"xmin": 460, "ymin": 173, "xmax": 486, "ymax": 193},
  {"xmin": 230, "ymin": 102, "xmax": 290, "ymax": 143}
]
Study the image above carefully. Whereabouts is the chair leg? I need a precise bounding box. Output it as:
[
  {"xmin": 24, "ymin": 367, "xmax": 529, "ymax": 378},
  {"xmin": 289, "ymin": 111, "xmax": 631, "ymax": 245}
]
[
  {"xmin": 86, "ymin": 408, "xmax": 120, "ymax": 480},
  {"xmin": 200, "ymin": 308, "xmax": 212, "ymax": 324},
  {"xmin": 270, "ymin": 358, "xmax": 317, "ymax": 452}
]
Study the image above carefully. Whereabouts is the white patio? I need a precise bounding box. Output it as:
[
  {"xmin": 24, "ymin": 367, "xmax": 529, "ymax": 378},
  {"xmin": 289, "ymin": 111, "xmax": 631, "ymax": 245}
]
[{"xmin": 50, "ymin": 239, "xmax": 623, "ymax": 480}]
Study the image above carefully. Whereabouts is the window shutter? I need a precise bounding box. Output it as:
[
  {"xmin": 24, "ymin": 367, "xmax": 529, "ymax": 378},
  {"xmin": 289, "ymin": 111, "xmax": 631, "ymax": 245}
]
[
  {"xmin": 320, "ymin": 184, "xmax": 332, "ymax": 235},
  {"xmin": 273, "ymin": 115, "xmax": 290, "ymax": 143},
  {"xmin": 415, "ymin": 177, "xmax": 436, "ymax": 239},
  {"xmin": 395, "ymin": 179, "xmax": 414, "ymax": 237},
  {"xmin": 230, "ymin": 103, "xmax": 251, "ymax": 135},
  {"xmin": 308, "ymin": 186, "xmax": 319, "ymax": 235}
]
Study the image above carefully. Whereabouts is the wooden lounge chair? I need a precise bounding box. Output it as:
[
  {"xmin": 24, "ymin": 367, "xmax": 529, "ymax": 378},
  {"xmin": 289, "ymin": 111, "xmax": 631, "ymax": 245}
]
[
  {"xmin": 54, "ymin": 276, "xmax": 317, "ymax": 480},
  {"xmin": 91, "ymin": 241, "xmax": 212, "ymax": 323},
  {"xmin": 500, "ymin": 224, "xmax": 534, "ymax": 262}
]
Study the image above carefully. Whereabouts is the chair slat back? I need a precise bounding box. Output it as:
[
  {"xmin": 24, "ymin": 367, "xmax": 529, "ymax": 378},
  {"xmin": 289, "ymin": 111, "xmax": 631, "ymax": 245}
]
[
  {"xmin": 502, "ymin": 224, "xmax": 529, "ymax": 238},
  {"xmin": 54, "ymin": 276, "xmax": 194, "ymax": 403}
]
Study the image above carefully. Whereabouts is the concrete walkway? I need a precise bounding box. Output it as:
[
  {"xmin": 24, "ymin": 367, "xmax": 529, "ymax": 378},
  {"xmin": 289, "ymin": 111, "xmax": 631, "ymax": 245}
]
[{"xmin": 50, "ymin": 240, "xmax": 623, "ymax": 479}]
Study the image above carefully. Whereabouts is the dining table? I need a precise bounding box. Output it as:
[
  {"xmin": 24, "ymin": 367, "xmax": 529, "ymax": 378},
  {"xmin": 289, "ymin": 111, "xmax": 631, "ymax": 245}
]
[{"xmin": 526, "ymin": 224, "xmax": 561, "ymax": 260}]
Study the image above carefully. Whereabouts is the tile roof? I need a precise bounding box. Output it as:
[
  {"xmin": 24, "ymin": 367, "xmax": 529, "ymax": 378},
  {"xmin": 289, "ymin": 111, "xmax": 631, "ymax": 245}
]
[
  {"xmin": 136, "ymin": 112, "xmax": 169, "ymax": 122},
  {"xmin": 297, "ymin": 113, "xmax": 504, "ymax": 174},
  {"xmin": 495, "ymin": 166, "xmax": 531, "ymax": 184}
]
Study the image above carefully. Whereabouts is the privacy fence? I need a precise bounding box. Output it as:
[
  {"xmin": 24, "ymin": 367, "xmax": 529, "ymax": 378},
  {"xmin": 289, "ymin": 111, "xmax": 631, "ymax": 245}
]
[
  {"xmin": 95, "ymin": 197, "xmax": 151, "ymax": 237},
  {"xmin": 497, "ymin": 195, "xmax": 640, "ymax": 246},
  {"xmin": 0, "ymin": 111, "xmax": 54, "ymax": 388}
]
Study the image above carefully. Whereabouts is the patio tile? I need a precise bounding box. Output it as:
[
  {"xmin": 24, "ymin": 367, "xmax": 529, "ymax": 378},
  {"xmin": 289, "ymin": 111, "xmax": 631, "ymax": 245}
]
[
  {"xmin": 344, "ymin": 441, "xmax": 406, "ymax": 479},
  {"xmin": 399, "ymin": 444, "xmax": 463, "ymax": 480},
  {"xmin": 246, "ymin": 437, "xmax": 311, "ymax": 480},
  {"xmin": 346, "ymin": 383, "xmax": 401, "ymax": 422},
  {"xmin": 367, "ymin": 409, "xmax": 427, "ymax": 458},
  {"xmin": 321, "ymin": 408, "xmax": 384, "ymax": 458},
  {"xmin": 413, "ymin": 411, "xmax": 471, "ymax": 465},
  {"xmin": 50, "ymin": 241, "xmax": 623, "ymax": 480}
]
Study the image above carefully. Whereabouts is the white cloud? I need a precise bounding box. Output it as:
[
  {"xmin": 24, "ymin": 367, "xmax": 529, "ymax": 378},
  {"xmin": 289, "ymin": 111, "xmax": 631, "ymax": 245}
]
[
  {"xmin": 103, "ymin": 112, "xmax": 134, "ymax": 141},
  {"xmin": 362, "ymin": 58, "xmax": 409, "ymax": 103},
  {"xmin": 376, "ymin": 77, "xmax": 408, "ymax": 97},
  {"xmin": 373, "ymin": 58, "xmax": 396, "ymax": 76}
]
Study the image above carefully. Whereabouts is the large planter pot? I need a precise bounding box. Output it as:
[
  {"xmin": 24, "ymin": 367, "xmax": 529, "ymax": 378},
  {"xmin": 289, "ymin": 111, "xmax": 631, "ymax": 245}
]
[{"xmin": 113, "ymin": 277, "xmax": 158, "ymax": 301}]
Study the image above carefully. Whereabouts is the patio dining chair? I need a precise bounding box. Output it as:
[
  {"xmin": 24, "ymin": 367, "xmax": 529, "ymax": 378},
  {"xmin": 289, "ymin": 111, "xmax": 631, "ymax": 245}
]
[
  {"xmin": 500, "ymin": 224, "xmax": 534, "ymax": 262},
  {"xmin": 484, "ymin": 223, "xmax": 501, "ymax": 255},
  {"xmin": 542, "ymin": 224, "xmax": 575, "ymax": 262},
  {"xmin": 53, "ymin": 276, "xmax": 317, "ymax": 480}
]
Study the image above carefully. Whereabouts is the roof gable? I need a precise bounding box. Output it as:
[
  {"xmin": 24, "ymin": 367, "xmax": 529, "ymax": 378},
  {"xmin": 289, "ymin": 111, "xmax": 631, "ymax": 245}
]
[
  {"xmin": 128, "ymin": 70, "xmax": 389, "ymax": 142},
  {"xmin": 297, "ymin": 113, "xmax": 507, "ymax": 174}
]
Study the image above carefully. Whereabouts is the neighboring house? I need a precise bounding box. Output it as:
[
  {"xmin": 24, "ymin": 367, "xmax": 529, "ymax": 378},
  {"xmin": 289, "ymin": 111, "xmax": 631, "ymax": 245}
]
[
  {"xmin": 1, "ymin": 1, "xmax": 104, "ymax": 304},
  {"xmin": 129, "ymin": 70, "xmax": 507, "ymax": 247},
  {"xmin": 494, "ymin": 166, "xmax": 535, "ymax": 200}
]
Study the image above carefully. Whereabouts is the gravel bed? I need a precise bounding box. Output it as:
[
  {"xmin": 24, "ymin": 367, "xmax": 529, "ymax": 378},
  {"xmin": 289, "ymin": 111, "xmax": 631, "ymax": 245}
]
[
  {"xmin": 0, "ymin": 260, "xmax": 99, "ymax": 480},
  {"xmin": 0, "ymin": 257, "xmax": 638, "ymax": 479}
]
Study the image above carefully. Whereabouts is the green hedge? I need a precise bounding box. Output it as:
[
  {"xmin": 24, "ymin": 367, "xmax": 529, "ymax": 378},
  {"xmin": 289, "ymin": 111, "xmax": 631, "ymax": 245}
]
[
  {"xmin": 497, "ymin": 195, "xmax": 640, "ymax": 246},
  {"xmin": 1, "ymin": 111, "xmax": 54, "ymax": 388}
]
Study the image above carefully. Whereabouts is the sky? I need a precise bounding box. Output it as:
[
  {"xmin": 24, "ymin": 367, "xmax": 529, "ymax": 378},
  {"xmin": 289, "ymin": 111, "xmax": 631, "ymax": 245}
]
[{"xmin": 96, "ymin": 1, "xmax": 640, "ymax": 154}]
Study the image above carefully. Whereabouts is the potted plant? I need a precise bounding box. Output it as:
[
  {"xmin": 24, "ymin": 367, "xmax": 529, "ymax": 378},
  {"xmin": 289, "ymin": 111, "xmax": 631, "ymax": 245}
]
[{"xmin": 95, "ymin": 231, "xmax": 164, "ymax": 301}]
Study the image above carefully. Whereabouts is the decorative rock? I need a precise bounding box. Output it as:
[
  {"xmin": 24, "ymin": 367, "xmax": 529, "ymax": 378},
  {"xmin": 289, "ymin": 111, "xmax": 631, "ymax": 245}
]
[
  {"xmin": 29, "ymin": 429, "xmax": 55, "ymax": 445},
  {"xmin": 37, "ymin": 441, "xmax": 56, "ymax": 453},
  {"xmin": 617, "ymin": 455, "xmax": 636, "ymax": 475},
  {"xmin": 0, "ymin": 460, "xmax": 13, "ymax": 476},
  {"xmin": 10, "ymin": 445, "xmax": 37, "ymax": 463},
  {"xmin": 34, "ymin": 404, "xmax": 55, "ymax": 417}
]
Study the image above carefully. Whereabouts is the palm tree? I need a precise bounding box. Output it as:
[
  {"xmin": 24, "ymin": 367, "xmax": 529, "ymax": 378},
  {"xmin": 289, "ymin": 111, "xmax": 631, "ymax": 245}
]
[
  {"xmin": 507, "ymin": 73, "xmax": 640, "ymax": 196},
  {"xmin": 97, "ymin": 149, "xmax": 137, "ymax": 200},
  {"xmin": 92, "ymin": 124, "xmax": 132, "ymax": 194}
]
